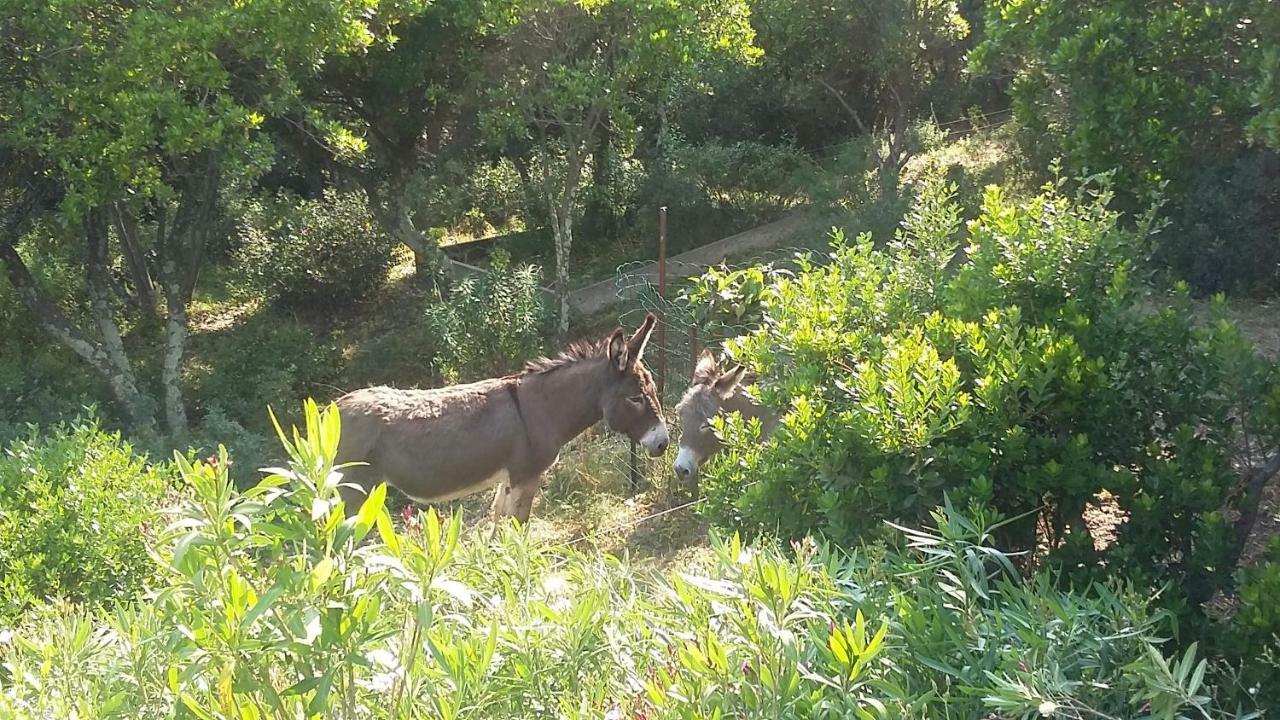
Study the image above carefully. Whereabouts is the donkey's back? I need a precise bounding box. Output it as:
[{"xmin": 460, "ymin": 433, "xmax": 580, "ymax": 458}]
[{"xmin": 335, "ymin": 382, "xmax": 523, "ymax": 505}]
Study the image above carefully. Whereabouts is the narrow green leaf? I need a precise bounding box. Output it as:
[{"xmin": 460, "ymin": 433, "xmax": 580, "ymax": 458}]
[
  {"xmin": 377, "ymin": 511, "xmax": 400, "ymax": 555},
  {"xmin": 241, "ymin": 581, "xmax": 286, "ymax": 630},
  {"xmin": 307, "ymin": 668, "xmax": 337, "ymax": 716},
  {"xmin": 355, "ymin": 482, "xmax": 387, "ymax": 540},
  {"xmin": 309, "ymin": 558, "xmax": 335, "ymax": 591}
]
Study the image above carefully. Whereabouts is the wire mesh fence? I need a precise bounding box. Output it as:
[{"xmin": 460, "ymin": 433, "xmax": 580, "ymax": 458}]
[
  {"xmin": 547, "ymin": 246, "xmax": 816, "ymax": 501},
  {"xmin": 614, "ymin": 247, "xmax": 819, "ymax": 396}
]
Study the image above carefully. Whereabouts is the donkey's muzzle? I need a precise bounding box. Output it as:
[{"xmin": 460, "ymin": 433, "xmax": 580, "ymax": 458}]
[
  {"xmin": 640, "ymin": 424, "xmax": 670, "ymax": 457},
  {"xmin": 673, "ymin": 446, "xmax": 698, "ymax": 477}
]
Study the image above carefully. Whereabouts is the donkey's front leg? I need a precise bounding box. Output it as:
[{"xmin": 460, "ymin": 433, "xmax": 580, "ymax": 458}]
[
  {"xmin": 490, "ymin": 474, "xmax": 544, "ymax": 533},
  {"xmin": 488, "ymin": 481, "xmax": 512, "ymax": 540},
  {"xmin": 505, "ymin": 476, "xmax": 544, "ymax": 525}
]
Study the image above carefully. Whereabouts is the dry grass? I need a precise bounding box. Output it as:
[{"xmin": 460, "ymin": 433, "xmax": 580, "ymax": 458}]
[
  {"xmin": 904, "ymin": 122, "xmax": 1037, "ymax": 201},
  {"xmin": 379, "ymin": 425, "xmax": 713, "ymax": 570}
]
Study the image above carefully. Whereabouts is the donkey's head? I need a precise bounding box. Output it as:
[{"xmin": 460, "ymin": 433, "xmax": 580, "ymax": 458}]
[
  {"xmin": 674, "ymin": 351, "xmax": 748, "ymax": 478},
  {"xmin": 601, "ymin": 313, "xmax": 668, "ymax": 456}
]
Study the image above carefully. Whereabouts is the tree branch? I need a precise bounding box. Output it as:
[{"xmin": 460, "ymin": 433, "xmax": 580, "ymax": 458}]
[
  {"xmin": 1231, "ymin": 452, "xmax": 1280, "ymax": 568},
  {"xmin": 110, "ymin": 202, "xmax": 156, "ymax": 313},
  {"xmin": 818, "ymin": 77, "xmax": 870, "ymax": 136}
]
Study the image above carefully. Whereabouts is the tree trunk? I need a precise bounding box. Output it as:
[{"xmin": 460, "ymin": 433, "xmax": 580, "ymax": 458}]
[
  {"xmin": 361, "ymin": 175, "xmax": 450, "ymax": 294},
  {"xmin": 84, "ymin": 211, "xmax": 157, "ymax": 433},
  {"xmin": 585, "ymin": 110, "xmax": 615, "ymax": 239},
  {"xmin": 157, "ymin": 264, "xmax": 190, "ymax": 439},
  {"xmin": 110, "ymin": 203, "xmax": 156, "ymax": 314},
  {"xmin": 545, "ymin": 148, "xmax": 588, "ymax": 338},
  {"xmin": 512, "ymin": 153, "xmax": 533, "ymax": 186},
  {"xmin": 177, "ymin": 161, "xmax": 221, "ymax": 304},
  {"xmin": 551, "ymin": 208, "xmax": 573, "ymax": 338},
  {"xmin": 1230, "ymin": 453, "xmax": 1280, "ymax": 569},
  {"xmin": 1, "ymin": 221, "xmax": 158, "ymax": 437},
  {"xmin": 535, "ymin": 109, "xmax": 601, "ymax": 337},
  {"xmin": 878, "ymin": 82, "xmax": 914, "ymax": 197}
]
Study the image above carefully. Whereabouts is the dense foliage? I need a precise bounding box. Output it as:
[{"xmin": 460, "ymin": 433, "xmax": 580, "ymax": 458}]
[
  {"xmin": 0, "ymin": 403, "xmax": 1240, "ymax": 717},
  {"xmin": 698, "ymin": 176, "xmax": 1280, "ymax": 627},
  {"xmin": 0, "ymin": 0, "xmax": 1278, "ymax": 713},
  {"xmin": 0, "ymin": 279, "xmax": 104, "ymax": 441},
  {"xmin": 974, "ymin": 0, "xmax": 1280, "ymax": 293},
  {"xmin": 425, "ymin": 250, "xmax": 552, "ymax": 382},
  {"xmin": 0, "ymin": 0, "xmax": 433, "ymax": 438},
  {"xmin": 0, "ymin": 419, "xmax": 172, "ymax": 622},
  {"xmin": 1229, "ymin": 538, "xmax": 1280, "ymax": 708},
  {"xmin": 974, "ymin": 0, "xmax": 1260, "ymax": 196},
  {"xmin": 234, "ymin": 190, "xmax": 397, "ymax": 311}
]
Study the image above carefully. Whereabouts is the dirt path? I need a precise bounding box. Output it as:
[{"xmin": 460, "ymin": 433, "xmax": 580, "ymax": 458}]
[
  {"xmin": 446, "ymin": 211, "xmax": 813, "ymax": 317},
  {"xmin": 567, "ymin": 211, "xmax": 811, "ymax": 315}
]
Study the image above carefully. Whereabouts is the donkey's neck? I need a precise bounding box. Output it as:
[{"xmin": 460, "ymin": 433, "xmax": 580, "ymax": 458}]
[
  {"xmin": 725, "ymin": 386, "xmax": 780, "ymax": 436},
  {"xmin": 518, "ymin": 358, "xmax": 608, "ymax": 448}
]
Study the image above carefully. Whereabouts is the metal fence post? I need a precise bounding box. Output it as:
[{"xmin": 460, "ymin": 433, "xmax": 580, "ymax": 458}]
[{"xmin": 657, "ymin": 206, "xmax": 668, "ymax": 396}]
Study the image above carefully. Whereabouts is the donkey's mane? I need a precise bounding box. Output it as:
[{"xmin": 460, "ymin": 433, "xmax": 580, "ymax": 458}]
[{"xmin": 521, "ymin": 336, "xmax": 611, "ymax": 375}]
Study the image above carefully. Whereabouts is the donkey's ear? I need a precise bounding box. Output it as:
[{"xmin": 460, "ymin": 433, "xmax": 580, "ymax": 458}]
[
  {"xmin": 607, "ymin": 327, "xmax": 629, "ymax": 373},
  {"xmin": 714, "ymin": 364, "xmax": 747, "ymax": 399},
  {"xmin": 625, "ymin": 312, "xmax": 657, "ymax": 366},
  {"xmin": 693, "ymin": 350, "xmax": 718, "ymax": 384}
]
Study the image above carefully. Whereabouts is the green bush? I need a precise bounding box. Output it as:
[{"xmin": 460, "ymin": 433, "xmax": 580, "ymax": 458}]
[
  {"xmin": 973, "ymin": 0, "xmax": 1260, "ymax": 200},
  {"xmin": 424, "ymin": 249, "xmax": 551, "ymax": 382},
  {"xmin": 0, "ymin": 419, "xmax": 172, "ymax": 621},
  {"xmin": 1223, "ymin": 538, "xmax": 1280, "ymax": 706},
  {"xmin": 234, "ymin": 188, "xmax": 396, "ymax": 310},
  {"xmin": 973, "ymin": 0, "xmax": 1280, "ymax": 294},
  {"xmin": 188, "ymin": 312, "xmax": 343, "ymax": 429},
  {"xmin": 0, "ymin": 402, "xmax": 1242, "ymax": 717},
  {"xmin": 677, "ymin": 261, "xmax": 789, "ymax": 350},
  {"xmin": 1162, "ymin": 152, "xmax": 1280, "ymax": 296},
  {"xmin": 697, "ymin": 174, "xmax": 1280, "ymax": 624},
  {"xmin": 408, "ymin": 158, "xmax": 529, "ymax": 238},
  {"xmin": 185, "ymin": 406, "xmax": 270, "ymax": 487},
  {"xmin": 671, "ymin": 140, "xmax": 815, "ymax": 220}
]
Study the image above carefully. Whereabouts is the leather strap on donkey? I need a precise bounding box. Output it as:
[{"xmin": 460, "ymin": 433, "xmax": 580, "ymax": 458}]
[{"xmin": 506, "ymin": 383, "xmax": 534, "ymax": 447}]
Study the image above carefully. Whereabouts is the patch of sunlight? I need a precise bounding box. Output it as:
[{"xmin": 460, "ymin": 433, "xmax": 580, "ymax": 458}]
[{"xmin": 188, "ymin": 294, "xmax": 265, "ymax": 334}]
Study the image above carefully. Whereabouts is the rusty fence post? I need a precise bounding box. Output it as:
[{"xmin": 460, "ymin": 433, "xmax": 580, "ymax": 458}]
[
  {"xmin": 657, "ymin": 206, "xmax": 668, "ymax": 396},
  {"xmin": 631, "ymin": 206, "xmax": 670, "ymax": 496}
]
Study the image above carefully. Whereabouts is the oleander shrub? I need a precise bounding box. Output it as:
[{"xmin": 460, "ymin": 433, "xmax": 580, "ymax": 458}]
[
  {"xmin": 0, "ymin": 401, "xmax": 1240, "ymax": 718},
  {"xmin": 424, "ymin": 249, "xmax": 552, "ymax": 382}
]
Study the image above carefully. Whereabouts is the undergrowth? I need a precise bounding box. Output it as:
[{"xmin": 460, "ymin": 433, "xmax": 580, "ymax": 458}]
[{"xmin": 0, "ymin": 401, "xmax": 1253, "ymax": 718}]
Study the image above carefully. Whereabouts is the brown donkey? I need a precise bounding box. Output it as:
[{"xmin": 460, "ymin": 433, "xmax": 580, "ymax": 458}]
[
  {"xmin": 335, "ymin": 313, "xmax": 669, "ymax": 523},
  {"xmin": 673, "ymin": 350, "xmax": 778, "ymax": 480}
]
